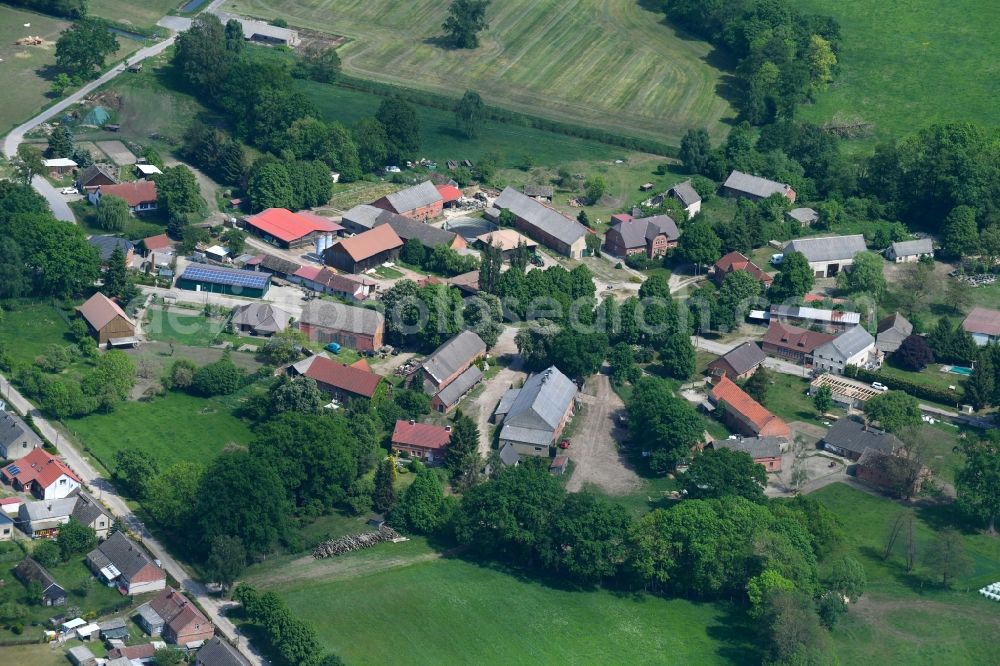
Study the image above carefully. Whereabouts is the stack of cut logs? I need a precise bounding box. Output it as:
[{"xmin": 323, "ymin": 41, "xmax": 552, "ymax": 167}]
[{"xmin": 313, "ymin": 527, "xmax": 402, "ymax": 558}]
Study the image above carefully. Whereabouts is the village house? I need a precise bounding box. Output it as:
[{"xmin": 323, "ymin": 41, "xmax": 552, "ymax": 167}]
[
  {"xmin": 289, "ymin": 355, "xmax": 385, "ymax": 402},
  {"xmin": 821, "ymin": 418, "xmax": 901, "ymax": 462},
  {"xmin": 712, "ymin": 251, "xmax": 773, "ymax": 288},
  {"xmin": 71, "ymin": 491, "xmax": 113, "ymax": 540},
  {"xmin": 812, "ymin": 325, "xmax": 881, "ymax": 375},
  {"xmin": 196, "ymin": 637, "xmax": 250, "ymax": 666},
  {"xmin": 78, "ymin": 164, "xmax": 118, "ymax": 190},
  {"xmin": 89, "ymin": 181, "xmax": 158, "ymax": 214},
  {"xmin": 495, "ymin": 366, "xmax": 577, "ymax": 458},
  {"xmin": 768, "ymin": 304, "xmax": 861, "ymax": 333},
  {"xmin": 962, "ymin": 306, "xmax": 1000, "ymax": 346},
  {"xmin": 448, "ymin": 270, "xmax": 481, "ymax": 296},
  {"xmin": 3, "ymin": 447, "xmax": 81, "ymax": 500},
  {"xmin": 885, "ymin": 238, "xmax": 934, "ymax": 263},
  {"xmin": 140, "ymin": 233, "xmax": 174, "ymax": 257},
  {"xmin": 707, "ymin": 342, "xmax": 766, "ymax": 381},
  {"xmin": 324, "ymin": 224, "xmax": 404, "ymax": 273},
  {"xmin": 76, "ymin": 292, "xmax": 137, "ymax": 347},
  {"xmin": 474, "ymin": 229, "xmax": 538, "ymax": 261},
  {"xmin": 243, "ymin": 208, "xmax": 342, "ymax": 250},
  {"xmin": 786, "ymin": 207, "xmax": 818, "ymax": 227},
  {"xmin": 15, "ymin": 557, "xmax": 67, "ymax": 606},
  {"xmin": 298, "ymin": 301, "xmax": 384, "ymax": 351},
  {"xmin": 372, "ymin": 181, "xmax": 444, "ymax": 220},
  {"xmin": 668, "ymin": 180, "xmax": 702, "ymax": 217},
  {"xmin": 855, "ymin": 448, "xmax": 929, "ymax": 496},
  {"xmin": 374, "ymin": 210, "xmax": 467, "ymax": 251},
  {"xmin": 229, "ymin": 303, "xmax": 291, "ymax": 336},
  {"xmin": 875, "ymin": 313, "xmax": 913, "ymax": 354},
  {"xmin": 17, "ymin": 497, "xmax": 77, "ymax": 538},
  {"xmin": 138, "ymin": 587, "xmax": 215, "ymax": 645},
  {"xmin": 493, "ymin": 187, "xmax": 589, "ymax": 258},
  {"xmin": 391, "ymin": 420, "xmax": 451, "ymax": 463},
  {"xmin": 177, "ymin": 265, "xmax": 271, "ymax": 298},
  {"xmin": 87, "ymin": 236, "xmax": 135, "ymax": 266},
  {"xmin": 421, "ymin": 330, "xmax": 487, "ymax": 412},
  {"xmin": 86, "ymin": 531, "xmax": 166, "ymax": 595},
  {"xmin": 711, "ymin": 436, "xmax": 784, "ymax": 472},
  {"xmin": 723, "ymin": 170, "xmax": 796, "ymax": 203},
  {"xmin": 244, "ymin": 253, "xmax": 302, "ymax": 280},
  {"xmin": 0, "ymin": 408, "xmax": 43, "ymax": 460},
  {"xmin": 603, "ymin": 213, "xmax": 679, "ymax": 258},
  {"xmin": 707, "ymin": 376, "xmax": 791, "ymax": 440},
  {"xmin": 783, "ymin": 235, "xmax": 868, "ymax": 278},
  {"xmin": 291, "ymin": 266, "xmax": 377, "ymax": 301}
]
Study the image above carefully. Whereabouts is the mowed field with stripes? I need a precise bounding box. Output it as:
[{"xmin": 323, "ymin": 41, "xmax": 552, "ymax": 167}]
[{"xmin": 224, "ymin": 0, "xmax": 736, "ymax": 144}]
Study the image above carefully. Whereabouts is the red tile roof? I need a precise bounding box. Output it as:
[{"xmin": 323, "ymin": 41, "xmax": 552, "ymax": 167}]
[
  {"xmin": 142, "ymin": 234, "xmax": 172, "ymax": 252},
  {"xmin": 391, "ymin": 420, "xmax": 451, "ymax": 450},
  {"xmin": 714, "ymin": 251, "xmax": 773, "ymax": 284},
  {"xmin": 149, "ymin": 587, "xmax": 213, "ymax": 638},
  {"xmin": 100, "ymin": 180, "xmax": 157, "ymax": 207},
  {"xmin": 2, "ymin": 448, "xmax": 79, "ymax": 487},
  {"xmin": 77, "ymin": 292, "xmax": 134, "ymax": 331},
  {"xmin": 333, "ymin": 224, "xmax": 403, "ymax": 262},
  {"xmin": 435, "ymin": 184, "xmax": 463, "ymax": 203},
  {"xmin": 304, "ymin": 356, "xmax": 383, "ymax": 398},
  {"xmin": 108, "ymin": 644, "xmax": 157, "ymax": 660},
  {"xmin": 245, "ymin": 208, "xmax": 342, "ymax": 244},
  {"xmin": 963, "ymin": 307, "xmax": 1000, "ymax": 337},
  {"xmin": 762, "ymin": 321, "xmax": 835, "ymax": 354},
  {"xmin": 349, "ymin": 358, "xmax": 371, "ymax": 371},
  {"xmin": 294, "ymin": 265, "xmax": 322, "ymax": 281},
  {"xmin": 709, "ymin": 376, "xmax": 790, "ymax": 438}
]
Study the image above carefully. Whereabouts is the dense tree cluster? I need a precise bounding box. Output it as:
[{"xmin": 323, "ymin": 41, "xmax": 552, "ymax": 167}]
[
  {"xmin": 626, "ymin": 377, "xmax": 703, "ymax": 474},
  {"xmin": 8, "ymin": 0, "xmax": 87, "ymax": 18},
  {"xmin": 55, "ymin": 18, "xmax": 119, "ymax": 80},
  {"xmin": 235, "ymin": 584, "xmax": 343, "ymax": 666}
]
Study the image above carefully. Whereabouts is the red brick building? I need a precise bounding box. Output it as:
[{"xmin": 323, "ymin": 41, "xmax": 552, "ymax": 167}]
[
  {"xmin": 602, "ymin": 213, "xmax": 679, "ymax": 258},
  {"xmin": 146, "ymin": 587, "xmax": 215, "ymax": 645},
  {"xmin": 708, "ymin": 376, "xmax": 791, "ymax": 440},
  {"xmin": 372, "ymin": 181, "xmax": 444, "ymax": 220},
  {"xmin": 298, "ymin": 301, "xmax": 384, "ymax": 352},
  {"xmin": 713, "ymin": 251, "xmax": 773, "ymax": 288},
  {"xmin": 761, "ymin": 321, "xmax": 835, "ymax": 366},
  {"xmin": 289, "ymin": 355, "xmax": 385, "ymax": 402}
]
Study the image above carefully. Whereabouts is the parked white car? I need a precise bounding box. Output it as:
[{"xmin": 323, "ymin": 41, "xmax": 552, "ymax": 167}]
[
  {"xmin": 60, "ymin": 187, "xmax": 78, "ymax": 195},
  {"xmin": 384, "ymin": 165, "xmax": 401, "ymax": 173},
  {"xmin": 770, "ymin": 253, "xmax": 784, "ymax": 265},
  {"xmin": 871, "ymin": 382, "xmax": 889, "ymax": 392}
]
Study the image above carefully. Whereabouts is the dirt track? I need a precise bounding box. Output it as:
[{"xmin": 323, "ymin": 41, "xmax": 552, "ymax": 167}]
[{"xmin": 565, "ymin": 370, "xmax": 641, "ymax": 494}]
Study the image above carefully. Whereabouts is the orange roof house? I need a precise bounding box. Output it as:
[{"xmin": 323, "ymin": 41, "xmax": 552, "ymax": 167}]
[
  {"xmin": 244, "ymin": 208, "xmax": 342, "ymax": 249},
  {"xmin": 324, "ymin": 224, "xmax": 403, "ymax": 273},
  {"xmin": 708, "ymin": 376, "xmax": 791, "ymax": 440},
  {"xmin": 713, "ymin": 251, "xmax": 773, "ymax": 287},
  {"xmin": 93, "ymin": 181, "xmax": 158, "ymax": 213},
  {"xmin": 391, "ymin": 420, "xmax": 451, "ymax": 463},
  {"xmin": 289, "ymin": 355, "xmax": 385, "ymax": 401},
  {"xmin": 2, "ymin": 448, "xmax": 81, "ymax": 500}
]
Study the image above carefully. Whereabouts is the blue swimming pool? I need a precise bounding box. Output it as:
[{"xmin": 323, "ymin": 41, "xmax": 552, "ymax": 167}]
[{"xmin": 946, "ymin": 365, "xmax": 974, "ymax": 376}]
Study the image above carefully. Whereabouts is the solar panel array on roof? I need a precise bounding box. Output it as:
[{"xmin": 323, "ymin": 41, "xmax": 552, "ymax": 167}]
[{"xmin": 180, "ymin": 265, "xmax": 269, "ymax": 289}]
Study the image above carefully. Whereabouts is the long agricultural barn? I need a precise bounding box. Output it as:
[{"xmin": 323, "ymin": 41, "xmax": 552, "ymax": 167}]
[
  {"xmin": 243, "ymin": 208, "xmax": 343, "ymax": 250},
  {"xmin": 177, "ymin": 265, "xmax": 271, "ymax": 297}
]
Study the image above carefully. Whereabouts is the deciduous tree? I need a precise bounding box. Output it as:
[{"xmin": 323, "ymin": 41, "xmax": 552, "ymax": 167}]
[
  {"xmin": 442, "ymin": 0, "xmax": 491, "ymax": 49},
  {"xmin": 455, "ymin": 90, "xmax": 485, "ymax": 138},
  {"xmin": 955, "ymin": 433, "xmax": 1000, "ymax": 533},
  {"xmin": 683, "ymin": 448, "xmax": 767, "ymax": 502},
  {"xmin": 923, "ymin": 528, "xmax": 972, "ymax": 588},
  {"xmin": 95, "ymin": 194, "xmax": 130, "ymax": 233},
  {"xmin": 863, "ymin": 391, "xmax": 921, "ymax": 433},
  {"xmin": 893, "ymin": 334, "xmax": 934, "ymax": 371},
  {"xmin": 55, "ymin": 18, "xmax": 119, "ymax": 79},
  {"xmin": 770, "ymin": 251, "xmax": 814, "ymax": 299}
]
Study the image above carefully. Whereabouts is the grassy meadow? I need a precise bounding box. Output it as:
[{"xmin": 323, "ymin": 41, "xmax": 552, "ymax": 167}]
[
  {"xmin": 813, "ymin": 483, "xmax": 1000, "ymax": 665},
  {"xmin": 0, "ymin": 5, "xmax": 70, "ymax": 133},
  {"xmin": 273, "ymin": 554, "xmax": 756, "ymax": 665},
  {"xmin": 225, "ymin": 0, "xmax": 736, "ymax": 144},
  {"xmin": 88, "ymin": 0, "xmax": 181, "ymax": 31},
  {"xmin": 0, "ymin": 300, "xmax": 74, "ymax": 366},
  {"xmin": 793, "ymin": 0, "xmax": 999, "ymax": 148},
  {"xmin": 67, "ymin": 388, "xmax": 254, "ymax": 470}
]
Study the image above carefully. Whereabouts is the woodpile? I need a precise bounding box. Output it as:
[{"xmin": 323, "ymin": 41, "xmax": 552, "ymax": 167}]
[
  {"xmin": 312, "ymin": 527, "xmax": 403, "ymax": 558},
  {"xmin": 15, "ymin": 36, "xmax": 43, "ymax": 46}
]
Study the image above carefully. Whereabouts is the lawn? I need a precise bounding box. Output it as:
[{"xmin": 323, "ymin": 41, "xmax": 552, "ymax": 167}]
[
  {"xmin": 0, "ymin": 300, "xmax": 75, "ymax": 366},
  {"xmin": 66, "ymin": 388, "xmax": 254, "ymax": 470},
  {"xmin": 0, "ymin": 6, "xmax": 70, "ymax": 134},
  {"xmin": 226, "ymin": 0, "xmax": 735, "ymax": 145},
  {"xmin": 760, "ymin": 372, "xmax": 826, "ymax": 426},
  {"xmin": 71, "ymin": 200, "xmax": 167, "ymax": 240},
  {"xmin": 273, "ymin": 555, "xmax": 756, "ymax": 665},
  {"xmin": 792, "ymin": 0, "xmax": 999, "ymax": 149},
  {"xmin": 811, "ymin": 483, "xmax": 1000, "ymax": 665},
  {"xmin": 144, "ymin": 307, "xmax": 228, "ymax": 347},
  {"xmin": 88, "ymin": 0, "xmax": 181, "ymax": 31}
]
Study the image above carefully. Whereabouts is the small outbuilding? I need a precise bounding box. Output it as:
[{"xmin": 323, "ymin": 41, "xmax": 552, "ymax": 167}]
[
  {"xmin": 76, "ymin": 292, "xmax": 136, "ymax": 346},
  {"xmin": 177, "ymin": 265, "xmax": 271, "ymax": 298}
]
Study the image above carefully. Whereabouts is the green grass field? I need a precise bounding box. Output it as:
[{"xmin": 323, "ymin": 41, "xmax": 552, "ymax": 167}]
[
  {"xmin": 274, "ymin": 554, "xmax": 756, "ymax": 665},
  {"xmin": 88, "ymin": 0, "xmax": 181, "ymax": 31},
  {"xmin": 0, "ymin": 6, "xmax": 70, "ymax": 134},
  {"xmin": 226, "ymin": 0, "xmax": 736, "ymax": 144},
  {"xmin": 66, "ymin": 388, "xmax": 254, "ymax": 470},
  {"xmin": 793, "ymin": 0, "xmax": 999, "ymax": 148},
  {"xmin": 144, "ymin": 307, "xmax": 228, "ymax": 346},
  {"xmin": 0, "ymin": 300, "xmax": 75, "ymax": 366},
  {"xmin": 812, "ymin": 483, "xmax": 1000, "ymax": 665}
]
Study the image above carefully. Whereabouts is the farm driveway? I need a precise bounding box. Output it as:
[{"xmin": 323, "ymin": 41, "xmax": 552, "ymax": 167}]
[
  {"xmin": 469, "ymin": 326, "xmax": 524, "ymax": 456},
  {"xmin": 566, "ymin": 370, "xmax": 640, "ymax": 494}
]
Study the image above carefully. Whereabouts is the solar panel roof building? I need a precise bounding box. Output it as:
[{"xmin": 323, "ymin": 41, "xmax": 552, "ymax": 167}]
[{"xmin": 177, "ymin": 265, "xmax": 271, "ymax": 297}]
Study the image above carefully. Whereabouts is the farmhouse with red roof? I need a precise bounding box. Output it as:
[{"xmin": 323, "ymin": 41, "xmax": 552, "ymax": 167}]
[
  {"xmin": 289, "ymin": 355, "xmax": 385, "ymax": 401},
  {"xmin": 391, "ymin": 420, "xmax": 452, "ymax": 463},
  {"xmin": 2, "ymin": 448, "xmax": 81, "ymax": 500},
  {"xmin": 243, "ymin": 208, "xmax": 343, "ymax": 249},
  {"xmin": 708, "ymin": 376, "xmax": 791, "ymax": 440}
]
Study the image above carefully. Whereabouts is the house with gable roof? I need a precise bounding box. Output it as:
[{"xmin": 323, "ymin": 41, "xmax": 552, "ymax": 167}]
[
  {"xmin": 76, "ymin": 292, "xmax": 136, "ymax": 347},
  {"xmin": 494, "ymin": 366, "xmax": 577, "ymax": 458},
  {"xmin": 812, "ymin": 325, "xmax": 881, "ymax": 375},
  {"xmin": 493, "ymin": 187, "xmax": 589, "ymax": 258},
  {"xmin": 372, "ymin": 181, "xmax": 444, "ymax": 220},
  {"xmin": 421, "ymin": 330, "xmax": 487, "ymax": 412},
  {"xmin": 603, "ymin": 213, "xmax": 679, "ymax": 258},
  {"xmin": 86, "ymin": 531, "xmax": 166, "ymax": 595},
  {"xmin": 391, "ymin": 420, "xmax": 451, "ymax": 463},
  {"xmin": 0, "ymin": 408, "xmax": 43, "ymax": 461},
  {"xmin": 3, "ymin": 447, "xmax": 81, "ymax": 500},
  {"xmin": 723, "ymin": 170, "xmax": 796, "ymax": 203},
  {"xmin": 708, "ymin": 376, "xmax": 790, "ymax": 440},
  {"xmin": 138, "ymin": 586, "xmax": 215, "ymax": 644}
]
